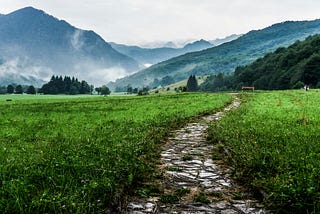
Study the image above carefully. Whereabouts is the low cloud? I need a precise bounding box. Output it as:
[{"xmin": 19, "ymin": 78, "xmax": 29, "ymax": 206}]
[
  {"xmin": 70, "ymin": 29, "xmax": 84, "ymax": 50},
  {"xmin": 0, "ymin": 57, "xmax": 52, "ymax": 86},
  {"xmin": 86, "ymin": 67, "xmax": 128, "ymax": 86}
]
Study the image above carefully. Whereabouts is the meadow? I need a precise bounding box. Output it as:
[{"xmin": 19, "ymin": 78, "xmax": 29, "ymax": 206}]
[
  {"xmin": 209, "ymin": 90, "xmax": 320, "ymax": 213},
  {"xmin": 0, "ymin": 93, "xmax": 232, "ymax": 213}
]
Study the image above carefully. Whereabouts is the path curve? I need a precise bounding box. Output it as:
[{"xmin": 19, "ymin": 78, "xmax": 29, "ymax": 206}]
[{"xmin": 127, "ymin": 96, "xmax": 265, "ymax": 214}]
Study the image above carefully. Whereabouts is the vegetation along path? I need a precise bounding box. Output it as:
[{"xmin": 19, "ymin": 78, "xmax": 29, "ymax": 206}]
[{"xmin": 127, "ymin": 96, "xmax": 265, "ymax": 214}]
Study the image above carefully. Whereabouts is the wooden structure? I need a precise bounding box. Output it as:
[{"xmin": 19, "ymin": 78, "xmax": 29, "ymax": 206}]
[{"xmin": 241, "ymin": 86, "xmax": 255, "ymax": 91}]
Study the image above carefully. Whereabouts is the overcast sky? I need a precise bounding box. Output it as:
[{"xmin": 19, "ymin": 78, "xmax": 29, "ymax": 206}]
[{"xmin": 0, "ymin": 0, "xmax": 319, "ymax": 45}]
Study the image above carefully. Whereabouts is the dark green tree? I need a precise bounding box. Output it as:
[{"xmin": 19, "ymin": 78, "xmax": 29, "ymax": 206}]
[
  {"xmin": 100, "ymin": 85, "xmax": 111, "ymax": 95},
  {"xmin": 302, "ymin": 54, "xmax": 320, "ymax": 87},
  {"xmin": 15, "ymin": 85, "xmax": 23, "ymax": 94},
  {"xmin": 26, "ymin": 85, "xmax": 36, "ymax": 94},
  {"xmin": 95, "ymin": 87, "xmax": 101, "ymax": 95},
  {"xmin": 7, "ymin": 84, "xmax": 14, "ymax": 94},
  {"xmin": 186, "ymin": 75, "xmax": 198, "ymax": 92},
  {"xmin": 40, "ymin": 75, "xmax": 91, "ymax": 95},
  {"xmin": 127, "ymin": 86, "xmax": 133, "ymax": 94}
]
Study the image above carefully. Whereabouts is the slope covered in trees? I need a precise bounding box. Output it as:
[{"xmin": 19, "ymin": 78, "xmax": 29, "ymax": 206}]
[
  {"xmin": 233, "ymin": 34, "xmax": 320, "ymax": 89},
  {"xmin": 109, "ymin": 19, "xmax": 320, "ymax": 89},
  {"xmin": 110, "ymin": 39, "xmax": 213, "ymax": 65}
]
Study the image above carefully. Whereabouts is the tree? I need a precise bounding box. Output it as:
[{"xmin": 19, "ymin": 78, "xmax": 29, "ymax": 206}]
[
  {"xmin": 15, "ymin": 85, "xmax": 23, "ymax": 94},
  {"xmin": 186, "ymin": 75, "xmax": 198, "ymax": 92},
  {"xmin": 127, "ymin": 86, "xmax": 133, "ymax": 94},
  {"xmin": 100, "ymin": 85, "xmax": 111, "ymax": 95},
  {"xmin": 7, "ymin": 85, "xmax": 14, "ymax": 94},
  {"xmin": 302, "ymin": 54, "xmax": 320, "ymax": 87},
  {"xmin": 39, "ymin": 75, "xmax": 91, "ymax": 95},
  {"xmin": 26, "ymin": 85, "xmax": 36, "ymax": 94},
  {"xmin": 95, "ymin": 87, "xmax": 101, "ymax": 95}
]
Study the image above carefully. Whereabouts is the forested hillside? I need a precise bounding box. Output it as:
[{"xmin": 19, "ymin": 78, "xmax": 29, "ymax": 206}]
[
  {"xmin": 110, "ymin": 39, "xmax": 213, "ymax": 65},
  {"xmin": 109, "ymin": 19, "xmax": 320, "ymax": 89},
  {"xmin": 233, "ymin": 34, "xmax": 320, "ymax": 89}
]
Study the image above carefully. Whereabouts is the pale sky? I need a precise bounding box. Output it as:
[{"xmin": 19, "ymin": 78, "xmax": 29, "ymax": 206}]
[{"xmin": 0, "ymin": 0, "xmax": 319, "ymax": 45}]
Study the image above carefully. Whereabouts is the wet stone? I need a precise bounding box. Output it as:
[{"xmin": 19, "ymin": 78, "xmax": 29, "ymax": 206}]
[
  {"xmin": 221, "ymin": 209, "xmax": 239, "ymax": 214},
  {"xmin": 127, "ymin": 98, "xmax": 265, "ymax": 214}
]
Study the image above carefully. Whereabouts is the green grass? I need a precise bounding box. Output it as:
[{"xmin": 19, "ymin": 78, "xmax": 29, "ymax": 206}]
[
  {"xmin": 0, "ymin": 93, "xmax": 232, "ymax": 213},
  {"xmin": 209, "ymin": 90, "xmax": 320, "ymax": 213}
]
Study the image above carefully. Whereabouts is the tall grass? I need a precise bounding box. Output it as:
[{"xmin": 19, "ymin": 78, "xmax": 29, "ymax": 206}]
[
  {"xmin": 209, "ymin": 90, "xmax": 320, "ymax": 213},
  {"xmin": 0, "ymin": 93, "xmax": 232, "ymax": 213}
]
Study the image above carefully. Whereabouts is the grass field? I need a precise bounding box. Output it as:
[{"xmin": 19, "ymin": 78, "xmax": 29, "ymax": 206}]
[
  {"xmin": 0, "ymin": 93, "xmax": 232, "ymax": 213},
  {"xmin": 209, "ymin": 90, "xmax": 320, "ymax": 213}
]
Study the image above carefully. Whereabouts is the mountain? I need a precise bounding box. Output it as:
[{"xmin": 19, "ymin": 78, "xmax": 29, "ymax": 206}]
[
  {"xmin": 183, "ymin": 39, "xmax": 213, "ymax": 52},
  {"xmin": 0, "ymin": 7, "xmax": 142, "ymax": 86},
  {"xmin": 210, "ymin": 34, "xmax": 242, "ymax": 46},
  {"xmin": 233, "ymin": 34, "xmax": 320, "ymax": 90},
  {"xmin": 110, "ymin": 39, "xmax": 213, "ymax": 66},
  {"xmin": 109, "ymin": 19, "xmax": 320, "ymax": 89},
  {"xmin": 163, "ymin": 41, "xmax": 177, "ymax": 48}
]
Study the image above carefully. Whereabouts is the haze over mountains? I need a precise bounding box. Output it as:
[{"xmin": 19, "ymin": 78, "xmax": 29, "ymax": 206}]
[
  {"xmin": 110, "ymin": 39, "xmax": 214, "ymax": 66},
  {"xmin": 0, "ymin": 7, "xmax": 142, "ymax": 86},
  {"xmin": 110, "ymin": 35, "xmax": 242, "ymax": 66},
  {"xmin": 1, "ymin": 7, "xmax": 320, "ymax": 90},
  {"xmin": 110, "ymin": 19, "xmax": 320, "ymax": 89},
  {"xmin": 0, "ymin": 7, "xmax": 242, "ymax": 87}
]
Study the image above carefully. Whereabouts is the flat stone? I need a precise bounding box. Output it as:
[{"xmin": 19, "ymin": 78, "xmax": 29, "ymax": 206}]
[
  {"xmin": 198, "ymin": 171, "xmax": 217, "ymax": 178},
  {"xmin": 233, "ymin": 203, "xmax": 260, "ymax": 213},
  {"xmin": 200, "ymin": 179, "xmax": 212, "ymax": 187},
  {"xmin": 221, "ymin": 209, "xmax": 238, "ymax": 214},
  {"xmin": 144, "ymin": 202, "xmax": 156, "ymax": 212},
  {"xmin": 128, "ymin": 203, "xmax": 144, "ymax": 210},
  {"xmin": 217, "ymin": 179, "xmax": 232, "ymax": 187},
  {"xmin": 187, "ymin": 159, "xmax": 203, "ymax": 165},
  {"xmin": 176, "ymin": 172, "xmax": 197, "ymax": 180},
  {"xmin": 211, "ymin": 201, "xmax": 229, "ymax": 209},
  {"xmin": 204, "ymin": 159, "xmax": 215, "ymax": 167}
]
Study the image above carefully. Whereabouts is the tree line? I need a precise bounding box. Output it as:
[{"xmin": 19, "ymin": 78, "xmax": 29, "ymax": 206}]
[
  {"xmin": 0, "ymin": 84, "xmax": 36, "ymax": 94},
  {"xmin": 200, "ymin": 34, "xmax": 320, "ymax": 91},
  {"xmin": 39, "ymin": 75, "xmax": 93, "ymax": 95},
  {"xmin": 1, "ymin": 75, "xmax": 111, "ymax": 95}
]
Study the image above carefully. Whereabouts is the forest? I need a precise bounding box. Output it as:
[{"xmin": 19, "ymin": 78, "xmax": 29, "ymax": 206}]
[{"xmin": 200, "ymin": 34, "xmax": 320, "ymax": 91}]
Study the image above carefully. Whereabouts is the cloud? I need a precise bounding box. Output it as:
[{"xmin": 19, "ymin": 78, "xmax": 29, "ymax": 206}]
[
  {"xmin": 1, "ymin": 0, "xmax": 320, "ymax": 45},
  {"xmin": 70, "ymin": 30, "xmax": 84, "ymax": 50},
  {"xmin": 86, "ymin": 67, "xmax": 128, "ymax": 86},
  {"xmin": 0, "ymin": 57, "xmax": 51, "ymax": 86}
]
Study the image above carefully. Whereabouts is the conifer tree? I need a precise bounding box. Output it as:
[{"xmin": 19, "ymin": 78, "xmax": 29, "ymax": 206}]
[{"xmin": 187, "ymin": 75, "xmax": 198, "ymax": 92}]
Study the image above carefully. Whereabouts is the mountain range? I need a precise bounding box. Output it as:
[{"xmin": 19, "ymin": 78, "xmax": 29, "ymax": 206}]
[
  {"xmin": 0, "ymin": 7, "xmax": 142, "ymax": 86},
  {"xmin": 110, "ymin": 39, "xmax": 214, "ymax": 66},
  {"xmin": 109, "ymin": 19, "xmax": 320, "ymax": 89}
]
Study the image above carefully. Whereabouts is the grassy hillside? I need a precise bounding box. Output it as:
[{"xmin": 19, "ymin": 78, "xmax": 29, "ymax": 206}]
[
  {"xmin": 149, "ymin": 76, "xmax": 207, "ymax": 94},
  {"xmin": 0, "ymin": 93, "xmax": 232, "ymax": 213},
  {"xmin": 109, "ymin": 19, "xmax": 320, "ymax": 89},
  {"xmin": 209, "ymin": 90, "xmax": 320, "ymax": 213}
]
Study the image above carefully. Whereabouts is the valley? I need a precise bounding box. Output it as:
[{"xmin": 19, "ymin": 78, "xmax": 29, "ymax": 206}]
[{"xmin": 1, "ymin": 3, "xmax": 320, "ymax": 214}]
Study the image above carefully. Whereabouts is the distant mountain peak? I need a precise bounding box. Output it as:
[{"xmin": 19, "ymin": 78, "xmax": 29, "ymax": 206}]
[
  {"xmin": 163, "ymin": 41, "xmax": 177, "ymax": 48},
  {"xmin": 183, "ymin": 39, "xmax": 213, "ymax": 50},
  {"xmin": 0, "ymin": 7, "xmax": 141, "ymax": 86},
  {"xmin": 9, "ymin": 6, "xmax": 45, "ymax": 16}
]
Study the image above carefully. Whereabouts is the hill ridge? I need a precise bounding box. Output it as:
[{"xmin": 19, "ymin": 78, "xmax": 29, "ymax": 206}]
[{"xmin": 109, "ymin": 19, "xmax": 320, "ymax": 89}]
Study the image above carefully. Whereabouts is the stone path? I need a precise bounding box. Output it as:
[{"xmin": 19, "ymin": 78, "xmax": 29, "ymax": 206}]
[{"xmin": 127, "ymin": 97, "xmax": 266, "ymax": 214}]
